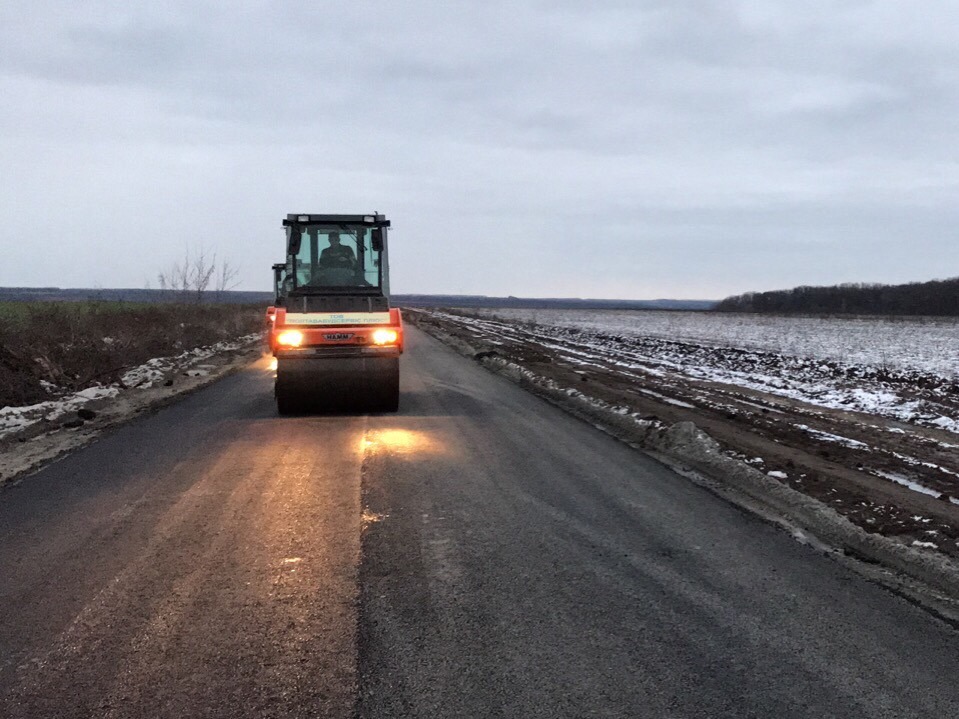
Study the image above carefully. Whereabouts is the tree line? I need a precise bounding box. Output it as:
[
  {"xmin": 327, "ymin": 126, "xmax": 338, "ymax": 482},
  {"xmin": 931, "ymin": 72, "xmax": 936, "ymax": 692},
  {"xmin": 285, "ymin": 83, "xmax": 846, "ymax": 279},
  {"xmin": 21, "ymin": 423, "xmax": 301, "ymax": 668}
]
[{"xmin": 716, "ymin": 277, "xmax": 959, "ymax": 316}]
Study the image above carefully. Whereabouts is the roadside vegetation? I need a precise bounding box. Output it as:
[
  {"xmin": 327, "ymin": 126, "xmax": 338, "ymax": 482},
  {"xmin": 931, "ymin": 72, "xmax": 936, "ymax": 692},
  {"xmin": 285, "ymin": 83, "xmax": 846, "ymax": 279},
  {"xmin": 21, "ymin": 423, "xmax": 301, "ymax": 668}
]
[{"xmin": 0, "ymin": 301, "xmax": 263, "ymax": 408}]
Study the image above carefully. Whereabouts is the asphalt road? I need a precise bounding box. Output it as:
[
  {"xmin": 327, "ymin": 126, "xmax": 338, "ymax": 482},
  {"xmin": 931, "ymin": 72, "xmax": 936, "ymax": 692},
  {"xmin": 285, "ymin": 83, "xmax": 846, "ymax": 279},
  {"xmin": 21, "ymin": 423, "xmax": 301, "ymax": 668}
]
[{"xmin": 1, "ymin": 327, "xmax": 958, "ymax": 718}]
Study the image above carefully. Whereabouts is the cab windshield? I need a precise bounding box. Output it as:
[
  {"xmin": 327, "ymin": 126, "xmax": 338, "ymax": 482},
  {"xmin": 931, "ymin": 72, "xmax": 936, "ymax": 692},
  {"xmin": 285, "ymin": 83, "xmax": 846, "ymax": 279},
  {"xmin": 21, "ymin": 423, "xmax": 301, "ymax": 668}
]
[{"xmin": 289, "ymin": 224, "xmax": 382, "ymax": 292}]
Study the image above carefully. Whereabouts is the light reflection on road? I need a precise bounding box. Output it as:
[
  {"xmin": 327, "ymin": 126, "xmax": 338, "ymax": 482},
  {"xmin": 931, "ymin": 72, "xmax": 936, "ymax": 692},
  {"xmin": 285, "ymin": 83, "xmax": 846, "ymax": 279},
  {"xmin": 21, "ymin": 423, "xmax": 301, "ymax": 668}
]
[{"xmin": 361, "ymin": 428, "xmax": 445, "ymax": 456}]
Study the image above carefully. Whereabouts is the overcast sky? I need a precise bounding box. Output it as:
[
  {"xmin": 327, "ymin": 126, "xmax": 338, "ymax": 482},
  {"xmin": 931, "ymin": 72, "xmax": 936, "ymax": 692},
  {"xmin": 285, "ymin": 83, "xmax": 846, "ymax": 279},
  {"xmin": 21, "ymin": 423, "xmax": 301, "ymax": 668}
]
[{"xmin": 2, "ymin": 1, "xmax": 958, "ymax": 299}]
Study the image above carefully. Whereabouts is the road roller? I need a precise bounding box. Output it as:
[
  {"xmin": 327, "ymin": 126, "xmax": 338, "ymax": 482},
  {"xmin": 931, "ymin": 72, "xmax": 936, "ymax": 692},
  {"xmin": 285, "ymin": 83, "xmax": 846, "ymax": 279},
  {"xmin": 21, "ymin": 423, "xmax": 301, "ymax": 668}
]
[{"xmin": 270, "ymin": 213, "xmax": 403, "ymax": 414}]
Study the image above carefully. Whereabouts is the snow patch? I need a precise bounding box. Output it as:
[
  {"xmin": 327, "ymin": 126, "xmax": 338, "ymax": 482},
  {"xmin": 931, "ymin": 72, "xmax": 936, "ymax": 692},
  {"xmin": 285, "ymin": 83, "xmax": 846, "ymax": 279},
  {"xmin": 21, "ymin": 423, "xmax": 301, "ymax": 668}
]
[
  {"xmin": 795, "ymin": 424, "xmax": 869, "ymax": 449},
  {"xmin": 873, "ymin": 470, "xmax": 946, "ymax": 500},
  {"xmin": 635, "ymin": 388, "xmax": 696, "ymax": 409}
]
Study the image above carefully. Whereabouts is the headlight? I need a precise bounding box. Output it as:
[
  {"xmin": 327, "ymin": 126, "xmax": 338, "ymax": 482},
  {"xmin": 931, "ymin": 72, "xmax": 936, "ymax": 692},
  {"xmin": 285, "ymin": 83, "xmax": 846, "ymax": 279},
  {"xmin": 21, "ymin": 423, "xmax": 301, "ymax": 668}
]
[
  {"xmin": 372, "ymin": 328, "xmax": 398, "ymax": 345},
  {"xmin": 276, "ymin": 330, "xmax": 304, "ymax": 347}
]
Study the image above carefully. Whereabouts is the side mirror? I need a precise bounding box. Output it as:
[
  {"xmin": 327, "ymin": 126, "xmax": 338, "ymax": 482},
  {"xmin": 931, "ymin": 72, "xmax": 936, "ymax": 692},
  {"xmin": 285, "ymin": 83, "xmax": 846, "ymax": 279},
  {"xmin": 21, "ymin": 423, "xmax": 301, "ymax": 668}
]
[
  {"xmin": 371, "ymin": 228, "xmax": 383, "ymax": 252},
  {"xmin": 288, "ymin": 226, "xmax": 302, "ymax": 254}
]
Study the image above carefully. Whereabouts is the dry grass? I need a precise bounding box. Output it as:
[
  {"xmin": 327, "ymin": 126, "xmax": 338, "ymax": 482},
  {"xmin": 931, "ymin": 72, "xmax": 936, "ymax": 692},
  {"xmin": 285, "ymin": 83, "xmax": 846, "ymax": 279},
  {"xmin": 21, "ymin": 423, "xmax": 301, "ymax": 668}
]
[{"xmin": 0, "ymin": 302, "xmax": 263, "ymax": 407}]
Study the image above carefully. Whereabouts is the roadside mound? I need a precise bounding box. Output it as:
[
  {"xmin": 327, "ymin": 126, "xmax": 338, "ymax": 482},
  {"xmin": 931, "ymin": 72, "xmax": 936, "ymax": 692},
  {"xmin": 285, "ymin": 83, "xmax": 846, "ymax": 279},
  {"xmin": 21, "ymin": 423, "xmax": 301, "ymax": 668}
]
[{"xmin": 0, "ymin": 302, "xmax": 262, "ymax": 407}]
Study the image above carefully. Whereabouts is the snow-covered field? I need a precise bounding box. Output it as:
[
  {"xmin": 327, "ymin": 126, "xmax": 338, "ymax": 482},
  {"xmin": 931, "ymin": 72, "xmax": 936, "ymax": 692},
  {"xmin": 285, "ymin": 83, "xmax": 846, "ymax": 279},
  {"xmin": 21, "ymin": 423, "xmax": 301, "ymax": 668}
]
[
  {"xmin": 447, "ymin": 309, "xmax": 959, "ymax": 434},
  {"xmin": 413, "ymin": 308, "xmax": 959, "ymax": 555},
  {"xmin": 468, "ymin": 308, "xmax": 959, "ymax": 378}
]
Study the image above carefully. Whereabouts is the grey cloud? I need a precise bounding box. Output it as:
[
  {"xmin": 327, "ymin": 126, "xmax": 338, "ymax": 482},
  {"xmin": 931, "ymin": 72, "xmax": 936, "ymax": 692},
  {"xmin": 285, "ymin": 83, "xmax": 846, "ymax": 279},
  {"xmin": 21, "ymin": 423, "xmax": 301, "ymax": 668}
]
[{"xmin": 1, "ymin": 1, "xmax": 958, "ymax": 298}]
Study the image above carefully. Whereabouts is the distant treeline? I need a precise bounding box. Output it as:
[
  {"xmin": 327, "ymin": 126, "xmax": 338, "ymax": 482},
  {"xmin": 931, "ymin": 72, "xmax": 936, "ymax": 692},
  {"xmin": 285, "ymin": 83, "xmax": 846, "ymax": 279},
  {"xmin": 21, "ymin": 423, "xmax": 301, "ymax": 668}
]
[
  {"xmin": 0, "ymin": 287, "xmax": 272, "ymax": 304},
  {"xmin": 395, "ymin": 295, "xmax": 717, "ymax": 311},
  {"xmin": 717, "ymin": 277, "xmax": 959, "ymax": 316}
]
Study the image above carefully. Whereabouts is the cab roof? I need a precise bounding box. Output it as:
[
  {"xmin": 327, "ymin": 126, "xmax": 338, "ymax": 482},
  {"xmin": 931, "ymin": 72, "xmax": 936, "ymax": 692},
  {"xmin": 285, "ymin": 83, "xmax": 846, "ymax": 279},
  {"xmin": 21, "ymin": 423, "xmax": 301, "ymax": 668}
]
[{"xmin": 283, "ymin": 213, "xmax": 390, "ymax": 227}]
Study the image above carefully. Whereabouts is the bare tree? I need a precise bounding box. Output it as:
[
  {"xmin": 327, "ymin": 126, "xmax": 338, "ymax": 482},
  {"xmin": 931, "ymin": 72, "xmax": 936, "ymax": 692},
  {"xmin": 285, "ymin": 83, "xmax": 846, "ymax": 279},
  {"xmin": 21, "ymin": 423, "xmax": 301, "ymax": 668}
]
[
  {"xmin": 215, "ymin": 259, "xmax": 241, "ymax": 300},
  {"xmin": 190, "ymin": 248, "xmax": 217, "ymax": 303},
  {"xmin": 157, "ymin": 252, "xmax": 191, "ymax": 297},
  {"xmin": 158, "ymin": 247, "xmax": 237, "ymax": 303}
]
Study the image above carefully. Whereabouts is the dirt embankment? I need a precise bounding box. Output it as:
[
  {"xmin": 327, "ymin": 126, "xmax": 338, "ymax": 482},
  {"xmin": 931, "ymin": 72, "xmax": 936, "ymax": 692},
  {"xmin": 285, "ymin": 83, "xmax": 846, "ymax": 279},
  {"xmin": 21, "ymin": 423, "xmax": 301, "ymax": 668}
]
[
  {"xmin": 405, "ymin": 308, "xmax": 959, "ymax": 561},
  {"xmin": 1, "ymin": 302, "xmax": 267, "ymax": 487},
  {"xmin": 0, "ymin": 302, "xmax": 264, "ymax": 408}
]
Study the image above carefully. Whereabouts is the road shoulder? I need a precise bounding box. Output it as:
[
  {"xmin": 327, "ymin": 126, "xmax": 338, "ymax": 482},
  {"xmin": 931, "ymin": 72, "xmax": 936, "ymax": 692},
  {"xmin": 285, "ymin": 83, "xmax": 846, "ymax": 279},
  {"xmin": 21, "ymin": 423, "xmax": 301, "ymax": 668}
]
[{"xmin": 0, "ymin": 339, "xmax": 265, "ymax": 490}]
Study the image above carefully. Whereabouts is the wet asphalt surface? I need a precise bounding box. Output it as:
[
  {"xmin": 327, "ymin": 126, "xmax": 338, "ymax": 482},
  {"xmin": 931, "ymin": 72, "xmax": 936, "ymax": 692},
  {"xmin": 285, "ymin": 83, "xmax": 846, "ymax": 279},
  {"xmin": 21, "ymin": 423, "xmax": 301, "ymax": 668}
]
[{"xmin": 1, "ymin": 327, "xmax": 958, "ymax": 717}]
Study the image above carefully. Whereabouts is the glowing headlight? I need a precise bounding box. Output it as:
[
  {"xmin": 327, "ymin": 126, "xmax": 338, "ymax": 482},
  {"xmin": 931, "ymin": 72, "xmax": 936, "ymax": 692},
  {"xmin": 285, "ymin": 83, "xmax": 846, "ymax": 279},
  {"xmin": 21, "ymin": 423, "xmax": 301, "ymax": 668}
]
[
  {"xmin": 276, "ymin": 330, "xmax": 304, "ymax": 347},
  {"xmin": 372, "ymin": 328, "xmax": 398, "ymax": 345}
]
